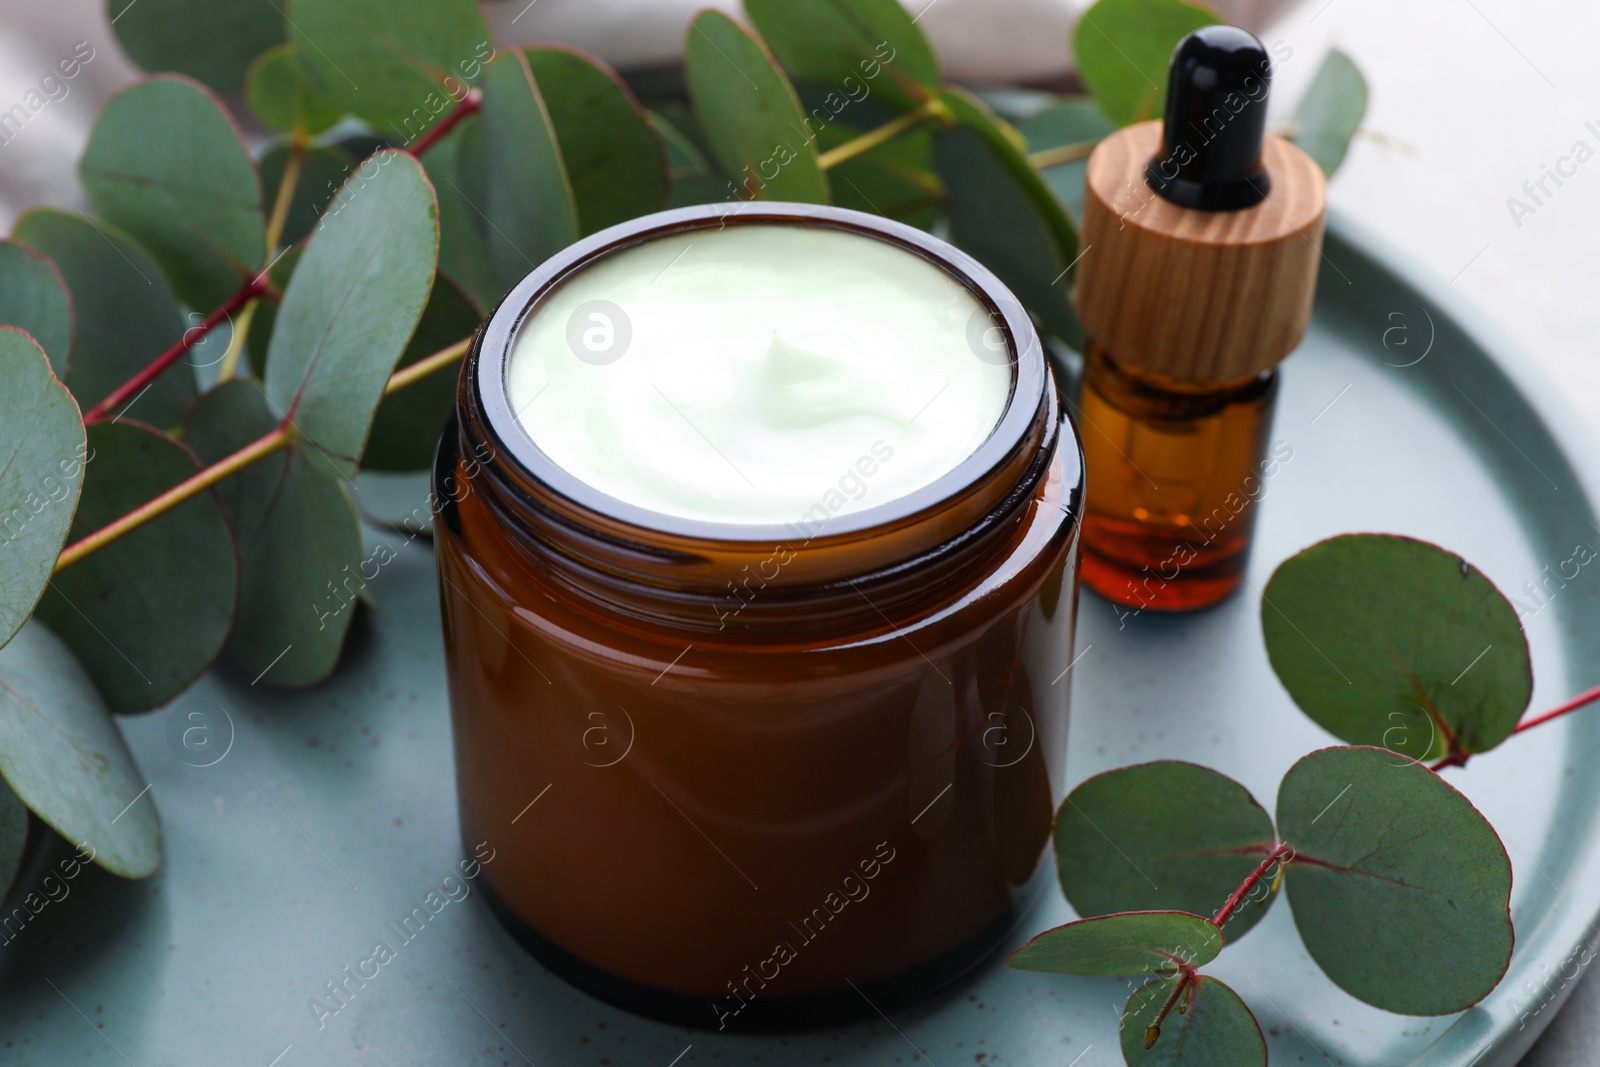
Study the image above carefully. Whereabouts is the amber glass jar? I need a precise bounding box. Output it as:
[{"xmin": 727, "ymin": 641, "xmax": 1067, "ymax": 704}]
[
  {"xmin": 1077, "ymin": 345, "xmax": 1280, "ymax": 611},
  {"xmin": 433, "ymin": 204, "xmax": 1084, "ymax": 1029}
]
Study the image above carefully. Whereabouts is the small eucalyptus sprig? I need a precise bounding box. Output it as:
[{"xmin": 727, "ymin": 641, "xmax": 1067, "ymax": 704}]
[
  {"xmin": 1015, "ymin": 748, "xmax": 1513, "ymax": 1066},
  {"xmin": 1014, "ymin": 533, "xmax": 1600, "ymax": 1065},
  {"xmin": 1261, "ymin": 533, "xmax": 1600, "ymax": 770}
]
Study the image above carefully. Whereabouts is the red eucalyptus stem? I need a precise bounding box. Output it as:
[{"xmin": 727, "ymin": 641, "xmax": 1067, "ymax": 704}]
[
  {"xmin": 54, "ymin": 334, "xmax": 472, "ymax": 571},
  {"xmin": 81, "ymin": 85, "xmax": 485, "ymax": 425},
  {"xmin": 1211, "ymin": 843, "xmax": 1292, "ymax": 930},
  {"xmin": 1432, "ymin": 680, "xmax": 1600, "ymax": 771},
  {"xmin": 407, "ymin": 89, "xmax": 482, "ymax": 157},
  {"xmin": 1513, "ymin": 679, "xmax": 1600, "ymax": 734},
  {"xmin": 82, "ymin": 275, "xmax": 269, "ymax": 424},
  {"xmin": 1144, "ymin": 965, "xmax": 1195, "ymax": 1049}
]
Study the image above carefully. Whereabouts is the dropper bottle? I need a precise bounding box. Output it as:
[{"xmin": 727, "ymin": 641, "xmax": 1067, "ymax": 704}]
[{"xmin": 1072, "ymin": 25, "xmax": 1326, "ymax": 613}]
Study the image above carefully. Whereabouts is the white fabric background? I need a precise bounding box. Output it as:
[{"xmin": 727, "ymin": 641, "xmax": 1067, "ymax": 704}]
[
  {"xmin": 483, "ymin": 0, "xmax": 1285, "ymax": 81},
  {"xmin": 6, "ymin": 0, "xmax": 1594, "ymax": 447},
  {"xmin": 0, "ymin": 2, "xmax": 1595, "ymax": 1060}
]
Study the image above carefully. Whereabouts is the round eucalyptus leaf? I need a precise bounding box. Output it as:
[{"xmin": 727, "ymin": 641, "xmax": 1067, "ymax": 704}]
[
  {"xmin": 1020, "ymin": 97, "xmax": 1116, "ymax": 222},
  {"xmin": 258, "ymin": 143, "xmax": 356, "ymax": 249},
  {"xmin": 263, "ymin": 150, "xmax": 439, "ymax": 479},
  {"xmin": 744, "ymin": 0, "xmax": 940, "ymax": 112},
  {"xmin": 13, "ymin": 210, "xmax": 192, "ymax": 426},
  {"xmin": 0, "ymin": 621, "xmax": 160, "ymax": 879},
  {"xmin": 1121, "ymin": 975, "xmax": 1266, "ymax": 1067},
  {"xmin": 1008, "ymin": 911, "xmax": 1221, "ymax": 976},
  {"xmin": 184, "ymin": 380, "xmax": 363, "ymax": 688},
  {"xmin": 1292, "ymin": 50, "xmax": 1369, "ymax": 176},
  {"xmin": 0, "ymin": 328, "xmax": 86, "ymax": 649},
  {"xmin": 421, "ymin": 113, "xmax": 496, "ymax": 312},
  {"xmin": 650, "ymin": 108, "xmax": 733, "ymax": 210},
  {"xmin": 245, "ymin": 246, "xmax": 301, "ymax": 378},
  {"xmin": 822, "ymin": 122, "xmax": 940, "ymax": 228},
  {"xmin": 934, "ymin": 89, "xmax": 1081, "ymax": 344},
  {"xmin": 0, "ymin": 239, "xmax": 72, "ymax": 376},
  {"xmin": 1021, "ymin": 98, "xmax": 1117, "ymax": 152},
  {"xmin": 481, "ymin": 50, "xmax": 580, "ymax": 297},
  {"xmin": 686, "ymin": 11, "xmax": 829, "ymax": 204},
  {"xmin": 246, "ymin": 44, "xmax": 343, "ymax": 137},
  {"xmin": 664, "ymin": 172, "xmax": 731, "ymax": 211},
  {"xmin": 1278, "ymin": 745, "xmax": 1514, "ymax": 1015},
  {"xmin": 362, "ymin": 274, "xmax": 480, "ymax": 471},
  {"xmin": 524, "ymin": 47, "xmax": 667, "ymax": 236},
  {"xmin": 288, "ymin": 0, "xmax": 491, "ymax": 140},
  {"xmin": 651, "ymin": 103, "xmax": 714, "ymax": 170},
  {"xmin": 1057, "ymin": 761, "xmax": 1279, "ymax": 941},
  {"xmin": 108, "ymin": 0, "xmax": 285, "ymax": 93},
  {"xmin": 1072, "ymin": 0, "xmax": 1221, "ymax": 126},
  {"xmin": 327, "ymin": 133, "xmax": 396, "ymax": 163},
  {"xmin": 1262, "ymin": 534, "xmax": 1531, "ymax": 760},
  {"xmin": 81, "ymin": 76, "xmax": 266, "ymax": 311},
  {"xmin": 36, "ymin": 422, "xmax": 237, "ymax": 714}
]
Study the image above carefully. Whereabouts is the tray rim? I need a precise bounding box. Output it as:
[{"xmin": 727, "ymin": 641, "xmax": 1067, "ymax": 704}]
[{"xmin": 1314, "ymin": 208, "xmax": 1600, "ymax": 1067}]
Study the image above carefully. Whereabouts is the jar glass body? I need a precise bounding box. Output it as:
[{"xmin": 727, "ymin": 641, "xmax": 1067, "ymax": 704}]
[
  {"xmin": 433, "ymin": 203, "xmax": 1085, "ymax": 1029},
  {"xmin": 1076, "ymin": 344, "xmax": 1280, "ymax": 611},
  {"xmin": 435, "ymin": 406, "xmax": 1080, "ymax": 1029}
]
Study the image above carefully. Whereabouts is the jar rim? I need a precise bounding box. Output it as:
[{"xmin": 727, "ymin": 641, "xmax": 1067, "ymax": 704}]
[{"xmin": 467, "ymin": 202, "xmax": 1050, "ymax": 547}]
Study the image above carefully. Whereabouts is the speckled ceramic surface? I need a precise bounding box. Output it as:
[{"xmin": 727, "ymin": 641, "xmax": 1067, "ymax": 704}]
[{"xmin": 1, "ymin": 212, "xmax": 1596, "ymax": 1067}]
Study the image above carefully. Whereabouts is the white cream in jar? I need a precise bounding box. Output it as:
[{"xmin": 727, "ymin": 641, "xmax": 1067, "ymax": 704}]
[{"xmin": 504, "ymin": 224, "xmax": 1012, "ymax": 526}]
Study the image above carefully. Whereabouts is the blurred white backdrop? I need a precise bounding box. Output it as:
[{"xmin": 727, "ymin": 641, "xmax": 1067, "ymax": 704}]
[{"xmin": 4, "ymin": 0, "xmax": 1593, "ymax": 439}]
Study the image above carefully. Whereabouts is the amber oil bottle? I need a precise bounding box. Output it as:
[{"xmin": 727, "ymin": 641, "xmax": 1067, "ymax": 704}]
[{"xmin": 1072, "ymin": 26, "xmax": 1326, "ymax": 612}]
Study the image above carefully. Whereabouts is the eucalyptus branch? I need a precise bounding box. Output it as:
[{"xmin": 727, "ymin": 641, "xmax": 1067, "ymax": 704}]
[
  {"xmin": 816, "ymin": 97, "xmax": 950, "ymax": 171},
  {"xmin": 265, "ymin": 138, "xmax": 307, "ymax": 250},
  {"xmin": 57, "ymin": 98, "xmax": 482, "ymax": 568},
  {"xmin": 873, "ymin": 159, "xmax": 945, "ymax": 197},
  {"xmin": 55, "ymin": 424, "xmax": 293, "ymax": 571},
  {"xmin": 384, "ymin": 336, "xmax": 472, "ymax": 394},
  {"xmin": 1143, "ymin": 964, "xmax": 1196, "ymax": 1050},
  {"xmin": 1514, "ymin": 680, "xmax": 1600, "ymax": 733},
  {"xmin": 1211, "ymin": 843, "xmax": 1292, "ymax": 930},
  {"xmin": 218, "ymin": 139, "xmax": 306, "ymax": 382},
  {"xmin": 1027, "ymin": 138, "xmax": 1099, "ymax": 169},
  {"xmin": 55, "ymin": 333, "xmax": 474, "ymax": 572},
  {"xmin": 96, "ymin": 132, "xmax": 307, "ymax": 410},
  {"xmin": 212, "ymin": 300, "xmax": 260, "ymax": 384},
  {"xmin": 82, "ymin": 274, "xmax": 272, "ymax": 424},
  {"xmin": 407, "ymin": 89, "xmax": 483, "ymax": 157}
]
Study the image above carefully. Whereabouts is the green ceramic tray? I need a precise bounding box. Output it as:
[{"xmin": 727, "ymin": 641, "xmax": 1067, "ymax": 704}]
[{"xmin": 1, "ymin": 211, "xmax": 1596, "ymax": 1067}]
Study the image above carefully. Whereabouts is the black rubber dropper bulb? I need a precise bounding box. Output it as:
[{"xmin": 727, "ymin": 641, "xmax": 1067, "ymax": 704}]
[{"xmin": 1144, "ymin": 26, "xmax": 1273, "ymax": 211}]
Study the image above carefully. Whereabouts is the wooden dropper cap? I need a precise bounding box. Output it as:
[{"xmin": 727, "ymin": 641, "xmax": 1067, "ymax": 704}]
[{"xmin": 1074, "ymin": 27, "xmax": 1327, "ymax": 384}]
